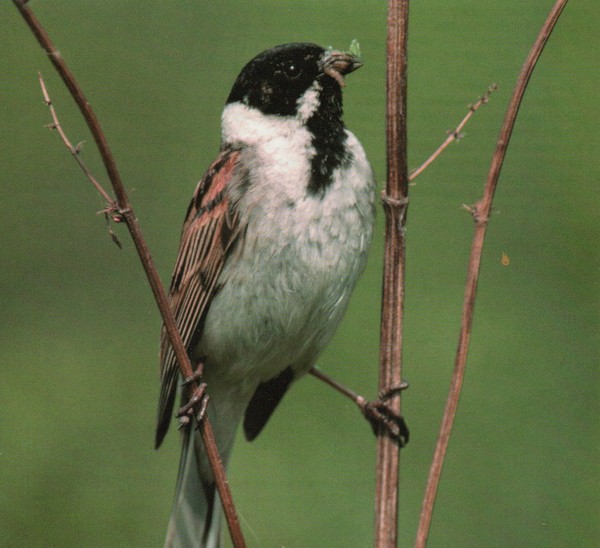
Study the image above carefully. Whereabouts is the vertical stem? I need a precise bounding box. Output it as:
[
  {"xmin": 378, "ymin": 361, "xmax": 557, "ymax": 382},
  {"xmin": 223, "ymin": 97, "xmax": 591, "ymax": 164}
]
[
  {"xmin": 414, "ymin": 1, "xmax": 569, "ymax": 546},
  {"xmin": 375, "ymin": 1, "xmax": 410, "ymax": 547}
]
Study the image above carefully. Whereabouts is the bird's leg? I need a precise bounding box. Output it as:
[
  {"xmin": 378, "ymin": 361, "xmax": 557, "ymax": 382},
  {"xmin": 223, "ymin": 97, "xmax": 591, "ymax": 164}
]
[
  {"xmin": 309, "ymin": 367, "xmax": 410, "ymax": 447},
  {"xmin": 177, "ymin": 360, "xmax": 210, "ymax": 429}
]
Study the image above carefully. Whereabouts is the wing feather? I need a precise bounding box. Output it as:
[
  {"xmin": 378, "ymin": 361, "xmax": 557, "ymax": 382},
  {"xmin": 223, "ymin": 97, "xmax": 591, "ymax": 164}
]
[{"xmin": 155, "ymin": 148, "xmax": 242, "ymax": 448}]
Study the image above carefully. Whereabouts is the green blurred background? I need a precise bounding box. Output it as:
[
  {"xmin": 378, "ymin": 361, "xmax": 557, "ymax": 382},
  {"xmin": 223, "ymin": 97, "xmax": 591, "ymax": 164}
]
[{"xmin": 1, "ymin": 1, "xmax": 597, "ymax": 547}]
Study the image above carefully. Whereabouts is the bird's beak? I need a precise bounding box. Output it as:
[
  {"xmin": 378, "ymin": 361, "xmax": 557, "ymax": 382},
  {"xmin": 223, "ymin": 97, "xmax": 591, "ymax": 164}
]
[{"xmin": 321, "ymin": 50, "xmax": 363, "ymax": 88}]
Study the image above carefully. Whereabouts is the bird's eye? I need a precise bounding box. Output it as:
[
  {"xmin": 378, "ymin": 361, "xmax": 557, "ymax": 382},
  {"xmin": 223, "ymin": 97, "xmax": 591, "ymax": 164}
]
[{"xmin": 284, "ymin": 63, "xmax": 302, "ymax": 79}]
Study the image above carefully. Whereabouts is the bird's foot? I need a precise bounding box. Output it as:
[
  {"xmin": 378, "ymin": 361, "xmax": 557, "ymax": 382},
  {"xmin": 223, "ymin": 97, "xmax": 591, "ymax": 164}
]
[
  {"xmin": 357, "ymin": 382, "xmax": 410, "ymax": 447},
  {"xmin": 177, "ymin": 362, "xmax": 210, "ymax": 429},
  {"xmin": 181, "ymin": 359, "xmax": 206, "ymax": 387}
]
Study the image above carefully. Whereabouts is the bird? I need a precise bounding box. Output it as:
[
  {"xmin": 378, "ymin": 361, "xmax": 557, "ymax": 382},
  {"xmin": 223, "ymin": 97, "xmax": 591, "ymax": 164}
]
[{"xmin": 156, "ymin": 42, "xmax": 376, "ymax": 548}]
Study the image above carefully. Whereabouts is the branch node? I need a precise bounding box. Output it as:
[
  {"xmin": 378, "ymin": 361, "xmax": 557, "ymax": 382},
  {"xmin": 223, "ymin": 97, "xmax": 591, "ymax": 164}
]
[
  {"xmin": 448, "ymin": 129, "xmax": 464, "ymax": 141},
  {"xmin": 462, "ymin": 203, "xmax": 488, "ymax": 223},
  {"xmin": 112, "ymin": 207, "xmax": 132, "ymax": 223},
  {"xmin": 380, "ymin": 191, "xmax": 409, "ymax": 208},
  {"xmin": 48, "ymin": 49, "xmax": 63, "ymax": 62},
  {"xmin": 469, "ymin": 201, "xmax": 489, "ymax": 224}
]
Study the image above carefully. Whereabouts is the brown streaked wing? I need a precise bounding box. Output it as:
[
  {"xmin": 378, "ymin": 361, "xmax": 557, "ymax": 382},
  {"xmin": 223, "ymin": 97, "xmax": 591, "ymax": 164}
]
[{"xmin": 155, "ymin": 148, "xmax": 242, "ymax": 448}]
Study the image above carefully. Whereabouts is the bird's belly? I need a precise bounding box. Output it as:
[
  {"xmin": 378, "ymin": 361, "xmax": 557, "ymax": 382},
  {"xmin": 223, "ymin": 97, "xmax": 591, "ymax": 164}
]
[{"xmin": 197, "ymin": 202, "xmax": 370, "ymax": 386}]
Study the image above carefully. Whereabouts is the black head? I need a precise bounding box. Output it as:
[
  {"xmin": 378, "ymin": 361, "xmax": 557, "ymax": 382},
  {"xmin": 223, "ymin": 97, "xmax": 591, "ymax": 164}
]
[{"xmin": 225, "ymin": 42, "xmax": 362, "ymax": 118}]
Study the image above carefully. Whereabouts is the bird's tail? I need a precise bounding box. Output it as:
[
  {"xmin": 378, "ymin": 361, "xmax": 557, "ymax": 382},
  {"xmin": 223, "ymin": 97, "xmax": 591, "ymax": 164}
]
[
  {"xmin": 165, "ymin": 427, "xmax": 219, "ymax": 548},
  {"xmin": 164, "ymin": 389, "xmax": 245, "ymax": 548}
]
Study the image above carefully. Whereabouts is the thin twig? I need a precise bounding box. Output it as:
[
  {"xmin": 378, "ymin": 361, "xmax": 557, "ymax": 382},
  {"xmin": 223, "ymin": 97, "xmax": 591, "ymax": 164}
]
[
  {"xmin": 375, "ymin": 1, "xmax": 410, "ymax": 547},
  {"xmin": 13, "ymin": 2, "xmax": 246, "ymax": 546},
  {"xmin": 409, "ymin": 85, "xmax": 498, "ymax": 182},
  {"xmin": 39, "ymin": 72, "xmax": 114, "ymax": 205},
  {"xmin": 415, "ymin": 1, "xmax": 569, "ymax": 546},
  {"xmin": 39, "ymin": 73, "xmax": 123, "ymax": 248}
]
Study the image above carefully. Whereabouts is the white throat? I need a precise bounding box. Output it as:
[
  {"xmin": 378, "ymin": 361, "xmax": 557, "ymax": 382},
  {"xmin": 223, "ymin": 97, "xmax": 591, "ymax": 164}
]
[
  {"xmin": 221, "ymin": 102, "xmax": 303, "ymax": 147},
  {"xmin": 221, "ymin": 82, "xmax": 322, "ymax": 148}
]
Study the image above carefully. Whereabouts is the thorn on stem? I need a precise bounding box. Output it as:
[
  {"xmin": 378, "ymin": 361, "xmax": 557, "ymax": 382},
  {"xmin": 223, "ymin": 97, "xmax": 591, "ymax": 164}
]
[
  {"xmin": 462, "ymin": 203, "xmax": 476, "ymax": 215},
  {"xmin": 448, "ymin": 129, "xmax": 464, "ymax": 141},
  {"xmin": 463, "ymin": 202, "xmax": 489, "ymax": 224}
]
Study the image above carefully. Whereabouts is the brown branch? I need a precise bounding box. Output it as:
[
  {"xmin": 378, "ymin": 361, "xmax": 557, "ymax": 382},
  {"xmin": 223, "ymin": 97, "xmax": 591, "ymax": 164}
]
[
  {"xmin": 415, "ymin": 1, "xmax": 569, "ymax": 546},
  {"xmin": 13, "ymin": 2, "xmax": 246, "ymax": 546},
  {"xmin": 409, "ymin": 84, "xmax": 498, "ymax": 182},
  {"xmin": 375, "ymin": 1, "xmax": 410, "ymax": 547}
]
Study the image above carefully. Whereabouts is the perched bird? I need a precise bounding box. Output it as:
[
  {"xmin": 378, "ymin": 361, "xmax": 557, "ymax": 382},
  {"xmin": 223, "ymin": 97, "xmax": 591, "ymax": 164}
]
[{"xmin": 157, "ymin": 42, "xmax": 375, "ymax": 548}]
